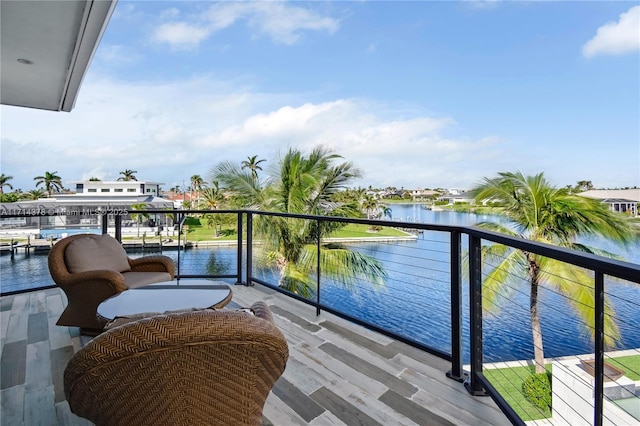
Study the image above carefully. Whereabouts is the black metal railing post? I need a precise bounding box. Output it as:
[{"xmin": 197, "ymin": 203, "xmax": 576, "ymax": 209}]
[
  {"xmin": 246, "ymin": 212, "xmax": 253, "ymax": 286},
  {"xmin": 236, "ymin": 212, "xmax": 243, "ymax": 285},
  {"xmin": 594, "ymin": 271, "xmax": 605, "ymax": 426},
  {"xmin": 316, "ymin": 219, "xmax": 321, "ymax": 316},
  {"xmin": 101, "ymin": 213, "xmax": 108, "ymax": 235},
  {"xmin": 176, "ymin": 212, "xmax": 184, "ymax": 283},
  {"xmin": 447, "ymin": 230, "xmax": 466, "ymax": 382},
  {"xmin": 114, "ymin": 214, "xmax": 122, "ymax": 242},
  {"xmin": 465, "ymin": 234, "xmax": 487, "ymax": 396}
]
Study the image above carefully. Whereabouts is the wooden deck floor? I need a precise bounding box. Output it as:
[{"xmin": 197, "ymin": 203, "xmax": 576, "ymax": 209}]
[{"xmin": 1, "ymin": 283, "xmax": 511, "ymax": 425}]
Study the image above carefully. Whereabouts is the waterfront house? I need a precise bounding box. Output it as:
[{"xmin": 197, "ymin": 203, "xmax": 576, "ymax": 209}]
[
  {"xmin": 0, "ymin": 179, "xmax": 174, "ymax": 237},
  {"xmin": 579, "ymin": 189, "xmax": 640, "ymax": 217},
  {"xmin": 410, "ymin": 189, "xmax": 441, "ymax": 201},
  {"xmin": 436, "ymin": 189, "xmax": 475, "ymax": 206},
  {"xmin": 162, "ymin": 190, "xmax": 197, "ymax": 209},
  {"xmin": 69, "ymin": 180, "xmax": 162, "ymax": 197}
]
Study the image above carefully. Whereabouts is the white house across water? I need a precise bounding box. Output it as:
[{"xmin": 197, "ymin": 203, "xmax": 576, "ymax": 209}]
[
  {"xmin": 579, "ymin": 189, "xmax": 640, "ymax": 217},
  {"xmin": 0, "ymin": 180, "xmax": 174, "ymax": 237}
]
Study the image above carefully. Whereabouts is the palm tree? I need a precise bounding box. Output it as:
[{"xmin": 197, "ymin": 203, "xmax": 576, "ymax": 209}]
[
  {"xmin": 22, "ymin": 189, "xmax": 47, "ymax": 200},
  {"xmin": 190, "ymin": 175, "xmax": 205, "ymax": 208},
  {"xmin": 471, "ymin": 171, "xmax": 638, "ymax": 374},
  {"xmin": 34, "ymin": 171, "xmax": 63, "ymax": 195},
  {"xmin": 361, "ymin": 194, "xmax": 378, "ymax": 219},
  {"xmin": 200, "ymin": 182, "xmax": 223, "ymax": 210},
  {"xmin": 0, "ymin": 174, "xmax": 13, "ymax": 194},
  {"xmin": 201, "ymin": 182, "xmax": 225, "ymax": 236},
  {"xmin": 241, "ymin": 155, "xmax": 266, "ymax": 180},
  {"xmin": 213, "ymin": 146, "xmax": 386, "ymax": 297},
  {"xmin": 117, "ymin": 169, "xmax": 138, "ymax": 181},
  {"xmin": 574, "ymin": 180, "xmax": 594, "ymax": 192},
  {"xmin": 130, "ymin": 203, "xmax": 149, "ymax": 238},
  {"xmin": 379, "ymin": 205, "xmax": 393, "ymax": 220},
  {"xmin": 0, "ymin": 192, "xmax": 19, "ymax": 203}
]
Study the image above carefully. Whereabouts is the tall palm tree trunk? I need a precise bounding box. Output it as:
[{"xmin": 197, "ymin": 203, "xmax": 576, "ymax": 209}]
[
  {"xmin": 276, "ymin": 256, "xmax": 287, "ymax": 287},
  {"xmin": 529, "ymin": 260, "xmax": 545, "ymax": 374}
]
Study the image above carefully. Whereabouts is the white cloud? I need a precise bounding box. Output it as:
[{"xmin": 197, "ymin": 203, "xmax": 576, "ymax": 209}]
[
  {"xmin": 160, "ymin": 7, "xmax": 181, "ymax": 20},
  {"xmin": 95, "ymin": 44, "xmax": 142, "ymax": 66},
  {"xmin": 0, "ymin": 74, "xmax": 510, "ymax": 191},
  {"xmin": 151, "ymin": 1, "xmax": 339, "ymax": 49},
  {"xmin": 195, "ymin": 97, "xmax": 508, "ymax": 188},
  {"xmin": 244, "ymin": 2, "xmax": 339, "ymax": 45},
  {"xmin": 201, "ymin": 101, "xmax": 341, "ymax": 148},
  {"xmin": 582, "ymin": 5, "xmax": 640, "ymax": 58},
  {"xmin": 152, "ymin": 22, "xmax": 211, "ymax": 49}
]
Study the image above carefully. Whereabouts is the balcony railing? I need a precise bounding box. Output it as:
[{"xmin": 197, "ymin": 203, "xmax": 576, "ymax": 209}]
[{"xmin": 1, "ymin": 208, "xmax": 639, "ymax": 425}]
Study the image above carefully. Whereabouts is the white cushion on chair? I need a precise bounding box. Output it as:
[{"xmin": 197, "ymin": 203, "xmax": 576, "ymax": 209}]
[{"xmin": 64, "ymin": 235, "xmax": 131, "ymax": 274}]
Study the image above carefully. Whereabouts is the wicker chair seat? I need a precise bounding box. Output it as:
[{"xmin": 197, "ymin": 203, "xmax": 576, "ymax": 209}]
[{"xmin": 64, "ymin": 301, "xmax": 288, "ymax": 426}]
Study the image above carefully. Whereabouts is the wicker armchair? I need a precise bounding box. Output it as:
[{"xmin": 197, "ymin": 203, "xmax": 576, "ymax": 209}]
[
  {"xmin": 64, "ymin": 302, "xmax": 289, "ymax": 426},
  {"xmin": 48, "ymin": 233, "xmax": 175, "ymax": 333}
]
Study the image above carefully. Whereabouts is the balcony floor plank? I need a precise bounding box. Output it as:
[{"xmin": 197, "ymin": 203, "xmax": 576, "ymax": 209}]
[{"xmin": 1, "ymin": 285, "xmax": 511, "ymax": 425}]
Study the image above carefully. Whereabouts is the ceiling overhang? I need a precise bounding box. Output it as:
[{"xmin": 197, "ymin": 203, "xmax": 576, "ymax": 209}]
[{"xmin": 1, "ymin": 0, "xmax": 117, "ymax": 112}]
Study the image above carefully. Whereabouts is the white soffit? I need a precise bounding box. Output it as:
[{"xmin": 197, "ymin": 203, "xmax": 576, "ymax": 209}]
[{"xmin": 0, "ymin": 0, "xmax": 117, "ymax": 112}]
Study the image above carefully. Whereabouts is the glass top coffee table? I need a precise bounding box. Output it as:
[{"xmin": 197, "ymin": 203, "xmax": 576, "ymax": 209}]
[{"xmin": 98, "ymin": 279, "xmax": 233, "ymax": 320}]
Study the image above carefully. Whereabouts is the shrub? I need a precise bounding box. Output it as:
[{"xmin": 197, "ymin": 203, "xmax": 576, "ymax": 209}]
[
  {"xmin": 522, "ymin": 373, "xmax": 552, "ymax": 411},
  {"xmin": 184, "ymin": 216, "xmax": 202, "ymax": 226}
]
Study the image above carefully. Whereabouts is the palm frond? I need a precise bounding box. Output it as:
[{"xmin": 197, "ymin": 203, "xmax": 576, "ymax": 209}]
[
  {"xmin": 479, "ymin": 248, "xmax": 527, "ymax": 315},
  {"xmin": 538, "ymin": 257, "xmax": 620, "ymax": 348},
  {"xmin": 474, "ymin": 221, "xmax": 519, "ymax": 236},
  {"xmin": 280, "ymin": 262, "xmax": 317, "ymax": 298},
  {"xmin": 565, "ymin": 243, "xmax": 627, "ymax": 261},
  {"xmin": 296, "ymin": 243, "xmax": 386, "ymax": 291},
  {"xmin": 210, "ymin": 160, "xmax": 263, "ymax": 207}
]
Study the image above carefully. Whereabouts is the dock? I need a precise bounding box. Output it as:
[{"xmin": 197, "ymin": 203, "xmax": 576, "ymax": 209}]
[
  {"xmin": 0, "ymin": 239, "xmax": 50, "ymax": 257},
  {"xmin": 0, "ymin": 238, "xmax": 198, "ymax": 255}
]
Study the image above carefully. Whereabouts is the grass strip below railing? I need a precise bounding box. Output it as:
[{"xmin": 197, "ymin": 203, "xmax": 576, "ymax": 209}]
[
  {"xmin": 484, "ymin": 354, "xmax": 640, "ymax": 422},
  {"xmin": 606, "ymin": 355, "xmax": 640, "ymax": 381},
  {"xmin": 484, "ymin": 364, "xmax": 552, "ymax": 421},
  {"xmin": 122, "ymin": 222, "xmax": 412, "ymax": 242}
]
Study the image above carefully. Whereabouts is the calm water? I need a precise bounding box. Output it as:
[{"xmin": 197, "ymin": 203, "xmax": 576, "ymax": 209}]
[{"xmin": 2, "ymin": 205, "xmax": 639, "ymax": 363}]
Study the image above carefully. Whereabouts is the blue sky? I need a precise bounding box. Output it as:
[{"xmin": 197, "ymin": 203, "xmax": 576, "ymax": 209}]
[{"xmin": 2, "ymin": 1, "xmax": 639, "ymax": 192}]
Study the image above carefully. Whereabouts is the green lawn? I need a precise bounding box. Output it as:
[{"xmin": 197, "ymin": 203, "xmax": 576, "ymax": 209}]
[
  {"xmin": 607, "ymin": 355, "xmax": 640, "ymax": 380},
  {"xmin": 483, "ymin": 364, "xmax": 552, "ymax": 421},
  {"xmin": 484, "ymin": 354, "xmax": 640, "ymax": 422},
  {"xmin": 182, "ymin": 217, "xmax": 413, "ymax": 241},
  {"xmin": 182, "ymin": 225, "xmax": 237, "ymax": 241},
  {"xmin": 328, "ymin": 223, "xmax": 412, "ymax": 238},
  {"xmin": 125, "ymin": 219, "xmax": 413, "ymax": 242}
]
